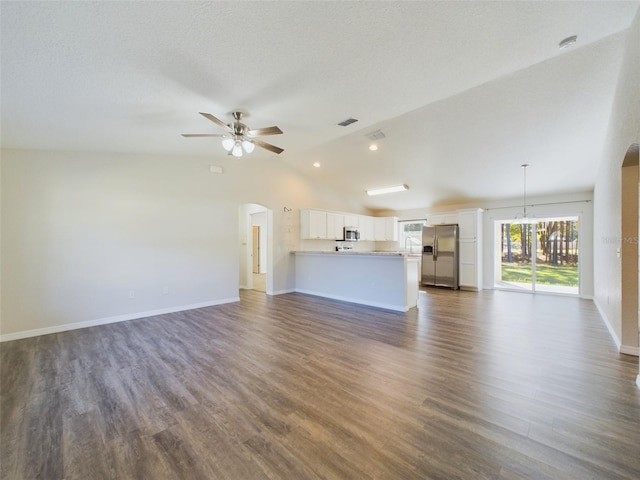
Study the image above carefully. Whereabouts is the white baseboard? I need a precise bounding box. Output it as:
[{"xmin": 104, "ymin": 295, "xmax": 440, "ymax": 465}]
[
  {"xmin": 592, "ymin": 297, "xmax": 622, "ymax": 350},
  {"xmin": 636, "ymin": 375, "xmax": 640, "ymax": 389},
  {"xmin": 270, "ymin": 288, "xmax": 295, "ymax": 295},
  {"xmin": 295, "ymin": 289, "xmax": 408, "ymax": 312},
  {"xmin": 0, "ymin": 297, "xmax": 240, "ymax": 343},
  {"xmin": 592, "ymin": 298, "xmax": 640, "ymax": 357}
]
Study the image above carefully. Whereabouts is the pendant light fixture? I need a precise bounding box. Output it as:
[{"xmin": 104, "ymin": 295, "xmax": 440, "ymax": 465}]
[{"xmin": 517, "ymin": 163, "xmax": 539, "ymax": 224}]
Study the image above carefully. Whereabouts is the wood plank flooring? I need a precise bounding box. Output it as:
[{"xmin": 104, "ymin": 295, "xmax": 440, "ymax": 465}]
[{"xmin": 1, "ymin": 289, "xmax": 639, "ymax": 479}]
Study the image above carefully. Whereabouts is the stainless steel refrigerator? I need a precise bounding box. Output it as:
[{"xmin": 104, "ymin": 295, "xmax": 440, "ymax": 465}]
[{"xmin": 421, "ymin": 224, "xmax": 459, "ymax": 289}]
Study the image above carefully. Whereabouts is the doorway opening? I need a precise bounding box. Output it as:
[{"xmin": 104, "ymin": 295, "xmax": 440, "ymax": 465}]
[
  {"xmin": 494, "ymin": 217, "xmax": 579, "ymax": 295},
  {"xmin": 240, "ymin": 204, "xmax": 272, "ymax": 294},
  {"xmin": 251, "ymin": 222, "xmax": 266, "ymax": 292}
]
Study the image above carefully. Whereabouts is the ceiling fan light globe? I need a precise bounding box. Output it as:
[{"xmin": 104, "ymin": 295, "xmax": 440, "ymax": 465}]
[
  {"xmin": 221, "ymin": 137, "xmax": 234, "ymax": 151},
  {"xmin": 242, "ymin": 139, "xmax": 255, "ymax": 153},
  {"xmin": 231, "ymin": 142, "xmax": 243, "ymax": 157}
]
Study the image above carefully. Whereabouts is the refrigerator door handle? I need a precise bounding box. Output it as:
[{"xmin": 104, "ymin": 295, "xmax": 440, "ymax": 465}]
[{"xmin": 434, "ymin": 234, "xmax": 438, "ymax": 260}]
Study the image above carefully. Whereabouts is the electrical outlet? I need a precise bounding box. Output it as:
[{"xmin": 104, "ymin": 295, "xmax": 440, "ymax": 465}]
[
  {"xmin": 129, "ymin": 290, "xmax": 135, "ymax": 299},
  {"xmin": 162, "ymin": 286, "xmax": 169, "ymax": 295}
]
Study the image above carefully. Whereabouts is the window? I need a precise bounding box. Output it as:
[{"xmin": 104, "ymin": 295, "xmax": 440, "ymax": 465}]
[{"xmin": 398, "ymin": 220, "xmax": 425, "ymax": 253}]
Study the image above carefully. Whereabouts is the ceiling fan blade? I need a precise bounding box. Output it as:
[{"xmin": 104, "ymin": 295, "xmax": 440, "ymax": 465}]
[
  {"xmin": 181, "ymin": 133, "xmax": 225, "ymax": 137},
  {"xmin": 247, "ymin": 126, "xmax": 283, "ymax": 137},
  {"xmin": 254, "ymin": 139, "xmax": 284, "ymax": 154},
  {"xmin": 199, "ymin": 112, "xmax": 232, "ymax": 132}
]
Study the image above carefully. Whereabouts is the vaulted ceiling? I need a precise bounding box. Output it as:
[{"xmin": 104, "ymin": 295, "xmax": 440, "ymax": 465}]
[{"xmin": 2, "ymin": 1, "xmax": 638, "ymax": 211}]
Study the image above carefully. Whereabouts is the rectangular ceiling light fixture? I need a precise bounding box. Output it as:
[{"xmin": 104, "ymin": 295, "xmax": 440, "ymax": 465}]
[{"xmin": 366, "ymin": 184, "xmax": 409, "ymax": 196}]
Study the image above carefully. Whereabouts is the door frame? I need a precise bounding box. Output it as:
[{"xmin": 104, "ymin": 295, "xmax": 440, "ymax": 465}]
[
  {"xmin": 621, "ymin": 143, "xmax": 639, "ymax": 356},
  {"xmin": 240, "ymin": 203, "xmax": 273, "ymax": 294}
]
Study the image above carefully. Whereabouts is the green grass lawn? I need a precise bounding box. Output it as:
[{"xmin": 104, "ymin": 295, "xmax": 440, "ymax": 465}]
[{"xmin": 501, "ymin": 262, "xmax": 578, "ymax": 286}]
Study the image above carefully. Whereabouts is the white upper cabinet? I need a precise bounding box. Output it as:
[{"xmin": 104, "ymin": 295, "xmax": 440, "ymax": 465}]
[
  {"xmin": 343, "ymin": 214, "xmax": 360, "ymax": 228},
  {"xmin": 359, "ymin": 215, "xmax": 375, "ymax": 241},
  {"xmin": 300, "ymin": 209, "xmax": 327, "ymax": 239},
  {"xmin": 457, "ymin": 210, "xmax": 477, "ymax": 239},
  {"xmin": 326, "ymin": 212, "xmax": 345, "ymax": 240},
  {"xmin": 300, "ymin": 209, "xmax": 397, "ymax": 243},
  {"xmin": 374, "ymin": 217, "xmax": 398, "ymax": 241},
  {"xmin": 385, "ymin": 216, "xmax": 399, "ymax": 241},
  {"xmin": 427, "ymin": 212, "xmax": 458, "ymax": 225}
]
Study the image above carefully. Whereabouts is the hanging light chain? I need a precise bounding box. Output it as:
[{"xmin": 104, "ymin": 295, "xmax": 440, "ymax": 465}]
[{"xmin": 521, "ymin": 163, "xmax": 529, "ymax": 218}]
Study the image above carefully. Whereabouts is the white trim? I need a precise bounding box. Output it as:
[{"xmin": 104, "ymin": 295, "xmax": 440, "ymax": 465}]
[
  {"xmin": 593, "ymin": 297, "xmax": 622, "ymax": 350},
  {"xmin": 295, "ymin": 289, "xmax": 409, "ymax": 312},
  {"xmin": 620, "ymin": 345, "xmax": 640, "ymax": 356},
  {"xmin": 592, "ymin": 298, "xmax": 640, "ymax": 356},
  {"xmin": 581, "ymin": 294, "xmax": 594, "ymax": 300},
  {"xmin": 271, "ymin": 288, "xmax": 295, "ymax": 295},
  {"xmin": 636, "ymin": 375, "xmax": 640, "ymax": 389},
  {"xmin": 0, "ymin": 297, "xmax": 240, "ymax": 342}
]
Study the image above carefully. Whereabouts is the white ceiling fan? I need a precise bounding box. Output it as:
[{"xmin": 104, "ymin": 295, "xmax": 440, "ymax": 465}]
[{"xmin": 182, "ymin": 111, "xmax": 284, "ymax": 157}]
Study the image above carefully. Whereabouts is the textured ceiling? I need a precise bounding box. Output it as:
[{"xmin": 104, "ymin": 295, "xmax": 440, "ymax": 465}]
[{"xmin": 2, "ymin": 1, "xmax": 639, "ymax": 211}]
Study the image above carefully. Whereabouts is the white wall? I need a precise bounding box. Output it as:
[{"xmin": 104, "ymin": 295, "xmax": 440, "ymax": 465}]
[
  {"xmin": 0, "ymin": 149, "xmax": 360, "ymax": 339},
  {"xmin": 593, "ymin": 10, "xmax": 640, "ymax": 352}
]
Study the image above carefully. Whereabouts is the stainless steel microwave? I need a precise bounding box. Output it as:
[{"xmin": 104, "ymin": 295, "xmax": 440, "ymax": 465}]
[{"xmin": 343, "ymin": 226, "xmax": 360, "ymax": 241}]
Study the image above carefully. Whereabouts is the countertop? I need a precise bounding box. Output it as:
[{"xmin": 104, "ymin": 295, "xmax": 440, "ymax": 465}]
[{"xmin": 292, "ymin": 250, "xmax": 421, "ymax": 258}]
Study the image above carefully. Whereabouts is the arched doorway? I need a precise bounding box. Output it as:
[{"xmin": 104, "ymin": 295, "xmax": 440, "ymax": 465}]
[{"xmin": 621, "ymin": 143, "xmax": 639, "ymax": 358}]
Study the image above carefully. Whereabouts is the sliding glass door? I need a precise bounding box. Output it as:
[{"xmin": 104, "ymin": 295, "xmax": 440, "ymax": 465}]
[
  {"xmin": 497, "ymin": 222, "xmax": 534, "ymax": 292},
  {"xmin": 495, "ymin": 217, "xmax": 579, "ymax": 295}
]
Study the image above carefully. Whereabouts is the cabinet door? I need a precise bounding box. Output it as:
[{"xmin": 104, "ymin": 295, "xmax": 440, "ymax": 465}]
[
  {"xmin": 326, "ymin": 212, "xmax": 344, "ymax": 240},
  {"xmin": 459, "ymin": 239, "xmax": 476, "ymax": 286},
  {"xmin": 359, "ymin": 215, "xmax": 374, "ymax": 241},
  {"xmin": 310, "ymin": 210, "xmax": 327, "ymax": 239},
  {"xmin": 457, "ymin": 210, "xmax": 477, "ymax": 239},
  {"xmin": 343, "ymin": 214, "xmax": 359, "ymax": 228},
  {"xmin": 385, "ymin": 217, "xmax": 398, "ymax": 241},
  {"xmin": 373, "ymin": 217, "xmax": 385, "ymax": 241},
  {"xmin": 300, "ymin": 209, "xmax": 327, "ymax": 239},
  {"xmin": 428, "ymin": 213, "xmax": 458, "ymax": 225},
  {"xmin": 373, "ymin": 217, "xmax": 399, "ymax": 241}
]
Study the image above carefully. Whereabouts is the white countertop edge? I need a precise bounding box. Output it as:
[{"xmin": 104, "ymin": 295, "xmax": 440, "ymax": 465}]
[{"xmin": 292, "ymin": 250, "xmax": 413, "ymax": 257}]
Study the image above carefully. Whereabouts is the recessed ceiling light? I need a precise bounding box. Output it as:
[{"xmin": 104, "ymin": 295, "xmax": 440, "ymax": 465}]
[
  {"xmin": 366, "ymin": 184, "xmax": 409, "ymax": 196},
  {"xmin": 313, "ymin": 162, "xmax": 320, "ymax": 168},
  {"xmin": 559, "ymin": 35, "xmax": 577, "ymax": 49},
  {"xmin": 369, "ymin": 144, "xmax": 378, "ymax": 151}
]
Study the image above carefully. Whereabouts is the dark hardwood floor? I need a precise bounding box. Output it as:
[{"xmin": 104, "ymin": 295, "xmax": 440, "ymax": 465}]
[{"xmin": 1, "ymin": 288, "xmax": 639, "ymax": 479}]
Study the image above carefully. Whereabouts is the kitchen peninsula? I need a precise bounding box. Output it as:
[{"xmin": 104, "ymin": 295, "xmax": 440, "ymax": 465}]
[{"xmin": 293, "ymin": 251, "xmax": 420, "ymax": 312}]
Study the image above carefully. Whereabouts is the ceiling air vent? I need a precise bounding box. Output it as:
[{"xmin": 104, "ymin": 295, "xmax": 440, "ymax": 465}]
[
  {"xmin": 366, "ymin": 130, "xmax": 386, "ymax": 140},
  {"xmin": 337, "ymin": 117, "xmax": 358, "ymax": 127}
]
